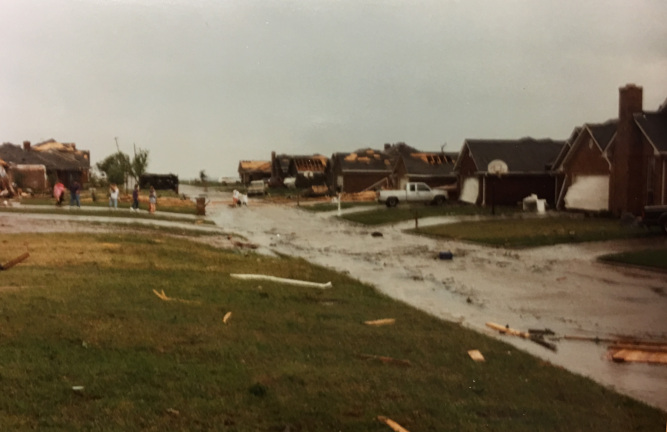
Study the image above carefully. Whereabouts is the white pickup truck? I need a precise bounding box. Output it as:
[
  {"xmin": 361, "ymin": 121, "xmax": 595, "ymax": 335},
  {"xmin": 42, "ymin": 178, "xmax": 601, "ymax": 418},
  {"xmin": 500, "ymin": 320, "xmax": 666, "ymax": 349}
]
[{"xmin": 377, "ymin": 182, "xmax": 447, "ymax": 207}]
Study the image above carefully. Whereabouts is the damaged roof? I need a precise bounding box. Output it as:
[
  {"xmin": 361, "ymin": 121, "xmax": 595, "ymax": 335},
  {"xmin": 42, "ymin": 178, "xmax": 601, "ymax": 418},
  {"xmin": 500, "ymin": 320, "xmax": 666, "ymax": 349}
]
[
  {"xmin": 332, "ymin": 148, "xmax": 392, "ymax": 172},
  {"xmin": 400, "ymin": 152, "xmax": 457, "ymax": 177},
  {"xmin": 635, "ymin": 104, "xmax": 667, "ymax": 153},
  {"xmin": 238, "ymin": 160, "xmax": 271, "ymax": 173},
  {"xmin": 0, "ymin": 140, "xmax": 90, "ymax": 171},
  {"xmin": 287, "ymin": 154, "xmax": 329, "ymax": 173},
  {"xmin": 457, "ymin": 138, "xmax": 565, "ymax": 173}
]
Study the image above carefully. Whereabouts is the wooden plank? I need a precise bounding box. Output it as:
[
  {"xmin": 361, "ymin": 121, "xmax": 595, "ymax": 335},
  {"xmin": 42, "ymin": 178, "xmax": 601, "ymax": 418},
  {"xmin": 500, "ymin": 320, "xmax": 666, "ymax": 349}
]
[
  {"xmin": 486, "ymin": 322, "xmax": 530, "ymax": 338},
  {"xmin": 364, "ymin": 318, "xmax": 396, "ymax": 326},
  {"xmin": 611, "ymin": 349, "xmax": 667, "ymax": 365},
  {"xmin": 0, "ymin": 252, "xmax": 30, "ymax": 271},
  {"xmin": 377, "ymin": 416, "xmax": 411, "ymax": 432},
  {"xmin": 468, "ymin": 350, "xmax": 485, "ymax": 362}
]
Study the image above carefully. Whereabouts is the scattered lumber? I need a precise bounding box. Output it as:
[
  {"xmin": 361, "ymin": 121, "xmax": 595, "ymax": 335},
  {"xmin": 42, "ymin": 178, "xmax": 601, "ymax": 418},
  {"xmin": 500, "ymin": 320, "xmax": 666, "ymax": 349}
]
[
  {"xmin": 0, "ymin": 252, "xmax": 30, "ymax": 271},
  {"xmin": 377, "ymin": 416, "xmax": 411, "ymax": 432},
  {"xmin": 364, "ymin": 318, "xmax": 395, "ymax": 326},
  {"xmin": 230, "ymin": 274, "xmax": 333, "ymax": 289},
  {"xmin": 610, "ymin": 349, "xmax": 667, "ymax": 365},
  {"xmin": 467, "ymin": 349, "xmax": 485, "ymax": 362},
  {"xmin": 486, "ymin": 322, "xmax": 557, "ymax": 352},
  {"xmin": 358, "ymin": 353, "xmax": 412, "ymax": 367},
  {"xmin": 152, "ymin": 289, "xmax": 200, "ymax": 305},
  {"xmin": 223, "ymin": 311, "xmax": 232, "ymax": 324}
]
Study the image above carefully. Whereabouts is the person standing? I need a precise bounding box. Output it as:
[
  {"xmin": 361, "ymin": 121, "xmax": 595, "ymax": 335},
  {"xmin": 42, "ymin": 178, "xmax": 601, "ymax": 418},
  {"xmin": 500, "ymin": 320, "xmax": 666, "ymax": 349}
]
[
  {"xmin": 149, "ymin": 186, "xmax": 157, "ymax": 214},
  {"xmin": 69, "ymin": 181, "xmax": 81, "ymax": 208},
  {"xmin": 108, "ymin": 183, "xmax": 119, "ymax": 210},
  {"xmin": 131, "ymin": 184, "xmax": 140, "ymax": 212},
  {"xmin": 53, "ymin": 180, "xmax": 65, "ymax": 206}
]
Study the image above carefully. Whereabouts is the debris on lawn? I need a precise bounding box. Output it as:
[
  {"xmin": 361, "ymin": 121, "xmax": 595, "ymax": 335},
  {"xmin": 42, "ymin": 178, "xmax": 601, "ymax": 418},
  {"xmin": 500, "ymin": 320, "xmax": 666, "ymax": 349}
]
[
  {"xmin": 609, "ymin": 345, "xmax": 667, "ymax": 365},
  {"xmin": 364, "ymin": 318, "xmax": 395, "ymax": 326},
  {"xmin": 166, "ymin": 408, "xmax": 180, "ymax": 416},
  {"xmin": 223, "ymin": 311, "xmax": 232, "ymax": 324},
  {"xmin": 371, "ymin": 231, "xmax": 383, "ymax": 237},
  {"xmin": 486, "ymin": 322, "xmax": 557, "ymax": 351},
  {"xmin": 0, "ymin": 252, "xmax": 30, "ymax": 271},
  {"xmin": 358, "ymin": 353, "xmax": 412, "ymax": 367},
  {"xmin": 468, "ymin": 349, "xmax": 485, "ymax": 362},
  {"xmin": 232, "ymin": 240, "xmax": 259, "ymax": 249},
  {"xmin": 71, "ymin": 386, "xmax": 84, "ymax": 393},
  {"xmin": 437, "ymin": 251, "xmax": 453, "ymax": 260},
  {"xmin": 377, "ymin": 415, "xmax": 411, "ymax": 432},
  {"xmin": 230, "ymin": 274, "xmax": 333, "ymax": 289},
  {"xmin": 152, "ymin": 289, "xmax": 200, "ymax": 304}
]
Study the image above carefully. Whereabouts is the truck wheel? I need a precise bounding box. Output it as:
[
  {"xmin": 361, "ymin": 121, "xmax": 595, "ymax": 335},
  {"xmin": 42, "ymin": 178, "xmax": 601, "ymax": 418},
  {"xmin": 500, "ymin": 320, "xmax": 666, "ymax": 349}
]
[
  {"xmin": 433, "ymin": 195, "xmax": 445, "ymax": 206},
  {"xmin": 386, "ymin": 197, "xmax": 398, "ymax": 207}
]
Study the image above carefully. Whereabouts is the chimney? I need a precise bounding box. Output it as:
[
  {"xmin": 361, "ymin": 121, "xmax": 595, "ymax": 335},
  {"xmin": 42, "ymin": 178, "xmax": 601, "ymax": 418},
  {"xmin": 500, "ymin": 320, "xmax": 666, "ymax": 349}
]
[
  {"xmin": 610, "ymin": 84, "xmax": 644, "ymax": 215},
  {"xmin": 23, "ymin": 141, "xmax": 31, "ymax": 151}
]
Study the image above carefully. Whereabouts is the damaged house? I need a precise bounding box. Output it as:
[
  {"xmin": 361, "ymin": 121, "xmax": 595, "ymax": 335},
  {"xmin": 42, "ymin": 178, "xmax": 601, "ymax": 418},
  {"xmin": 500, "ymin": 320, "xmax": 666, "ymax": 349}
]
[
  {"xmin": 270, "ymin": 152, "xmax": 328, "ymax": 188},
  {"xmin": 238, "ymin": 160, "xmax": 271, "ymax": 185},
  {"xmin": 454, "ymin": 138, "xmax": 565, "ymax": 207},
  {"xmin": 556, "ymin": 84, "xmax": 667, "ymax": 215},
  {"xmin": 389, "ymin": 144, "xmax": 459, "ymax": 198},
  {"xmin": 326, "ymin": 148, "xmax": 392, "ymax": 193},
  {"xmin": 0, "ymin": 140, "xmax": 90, "ymax": 192}
]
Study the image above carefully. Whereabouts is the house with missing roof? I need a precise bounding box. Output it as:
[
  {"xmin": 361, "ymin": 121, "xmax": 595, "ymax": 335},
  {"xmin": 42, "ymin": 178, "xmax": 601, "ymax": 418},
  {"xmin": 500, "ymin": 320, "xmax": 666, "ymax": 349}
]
[
  {"xmin": 270, "ymin": 152, "xmax": 329, "ymax": 188},
  {"xmin": 237, "ymin": 160, "xmax": 272, "ymax": 185},
  {"xmin": 556, "ymin": 84, "xmax": 667, "ymax": 215},
  {"xmin": 389, "ymin": 144, "xmax": 458, "ymax": 198},
  {"xmin": 454, "ymin": 138, "xmax": 565, "ymax": 207},
  {"xmin": 326, "ymin": 148, "xmax": 392, "ymax": 193},
  {"xmin": 0, "ymin": 139, "xmax": 90, "ymax": 191}
]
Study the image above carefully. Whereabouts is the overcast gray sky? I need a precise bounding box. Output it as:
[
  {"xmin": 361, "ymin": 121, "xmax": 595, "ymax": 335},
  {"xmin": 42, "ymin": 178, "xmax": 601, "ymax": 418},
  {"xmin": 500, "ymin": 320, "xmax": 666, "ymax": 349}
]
[{"xmin": 1, "ymin": 0, "xmax": 665, "ymax": 179}]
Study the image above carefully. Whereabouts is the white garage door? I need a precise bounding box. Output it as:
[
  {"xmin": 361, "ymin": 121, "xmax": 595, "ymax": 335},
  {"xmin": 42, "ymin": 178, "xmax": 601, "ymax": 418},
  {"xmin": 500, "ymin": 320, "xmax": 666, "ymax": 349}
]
[
  {"xmin": 460, "ymin": 177, "xmax": 479, "ymax": 204},
  {"xmin": 564, "ymin": 175, "xmax": 609, "ymax": 211}
]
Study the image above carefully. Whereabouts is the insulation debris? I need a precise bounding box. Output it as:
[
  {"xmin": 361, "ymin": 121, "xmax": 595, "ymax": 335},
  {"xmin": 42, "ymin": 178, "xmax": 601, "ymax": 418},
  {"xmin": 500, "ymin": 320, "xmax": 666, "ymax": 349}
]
[{"xmin": 230, "ymin": 274, "xmax": 332, "ymax": 289}]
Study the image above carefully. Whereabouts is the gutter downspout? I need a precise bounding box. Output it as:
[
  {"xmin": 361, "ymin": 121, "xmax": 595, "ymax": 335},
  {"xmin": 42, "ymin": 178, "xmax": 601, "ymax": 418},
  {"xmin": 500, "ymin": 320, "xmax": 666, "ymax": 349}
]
[{"xmin": 482, "ymin": 174, "xmax": 487, "ymax": 206}]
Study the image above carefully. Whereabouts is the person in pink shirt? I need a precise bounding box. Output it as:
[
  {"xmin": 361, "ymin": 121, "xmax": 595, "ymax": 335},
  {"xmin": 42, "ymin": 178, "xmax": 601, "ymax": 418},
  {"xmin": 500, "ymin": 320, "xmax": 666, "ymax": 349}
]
[{"xmin": 53, "ymin": 180, "xmax": 65, "ymax": 206}]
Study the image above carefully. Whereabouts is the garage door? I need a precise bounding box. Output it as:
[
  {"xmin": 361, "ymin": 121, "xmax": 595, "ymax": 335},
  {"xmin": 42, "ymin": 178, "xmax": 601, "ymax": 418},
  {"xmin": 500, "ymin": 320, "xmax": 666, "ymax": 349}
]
[
  {"xmin": 460, "ymin": 177, "xmax": 479, "ymax": 204},
  {"xmin": 564, "ymin": 175, "xmax": 609, "ymax": 211}
]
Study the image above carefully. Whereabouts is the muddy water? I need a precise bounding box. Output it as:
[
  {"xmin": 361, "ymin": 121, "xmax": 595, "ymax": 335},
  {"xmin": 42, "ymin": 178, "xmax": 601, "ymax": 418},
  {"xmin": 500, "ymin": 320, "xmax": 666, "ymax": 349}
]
[{"xmin": 202, "ymin": 190, "xmax": 667, "ymax": 410}]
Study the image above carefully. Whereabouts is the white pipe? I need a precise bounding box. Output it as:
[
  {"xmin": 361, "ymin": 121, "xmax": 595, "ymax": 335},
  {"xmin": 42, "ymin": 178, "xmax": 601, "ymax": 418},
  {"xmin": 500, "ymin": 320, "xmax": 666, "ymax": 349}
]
[{"xmin": 230, "ymin": 274, "xmax": 333, "ymax": 289}]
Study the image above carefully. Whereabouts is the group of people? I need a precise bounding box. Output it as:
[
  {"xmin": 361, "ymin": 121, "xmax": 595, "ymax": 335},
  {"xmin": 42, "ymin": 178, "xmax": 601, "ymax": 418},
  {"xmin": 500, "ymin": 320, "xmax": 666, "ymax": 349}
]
[{"xmin": 53, "ymin": 181, "xmax": 157, "ymax": 214}]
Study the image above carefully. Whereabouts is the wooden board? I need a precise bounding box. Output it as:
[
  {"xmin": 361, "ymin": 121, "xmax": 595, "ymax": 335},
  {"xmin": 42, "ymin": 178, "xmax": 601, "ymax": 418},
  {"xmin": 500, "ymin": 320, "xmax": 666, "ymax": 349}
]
[{"xmin": 611, "ymin": 349, "xmax": 667, "ymax": 365}]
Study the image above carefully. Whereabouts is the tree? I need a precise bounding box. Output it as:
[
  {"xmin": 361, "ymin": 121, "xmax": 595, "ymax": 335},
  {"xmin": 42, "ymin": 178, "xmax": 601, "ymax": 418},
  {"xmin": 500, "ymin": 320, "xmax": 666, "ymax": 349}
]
[
  {"xmin": 97, "ymin": 152, "xmax": 131, "ymax": 186},
  {"xmin": 130, "ymin": 146, "xmax": 150, "ymax": 182}
]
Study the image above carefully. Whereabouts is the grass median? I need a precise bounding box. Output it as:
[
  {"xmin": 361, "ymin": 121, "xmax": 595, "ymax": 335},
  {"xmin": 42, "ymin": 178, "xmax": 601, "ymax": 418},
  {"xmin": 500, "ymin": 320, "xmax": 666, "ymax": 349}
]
[
  {"xmin": 411, "ymin": 215, "xmax": 661, "ymax": 248},
  {"xmin": 0, "ymin": 232, "xmax": 663, "ymax": 431}
]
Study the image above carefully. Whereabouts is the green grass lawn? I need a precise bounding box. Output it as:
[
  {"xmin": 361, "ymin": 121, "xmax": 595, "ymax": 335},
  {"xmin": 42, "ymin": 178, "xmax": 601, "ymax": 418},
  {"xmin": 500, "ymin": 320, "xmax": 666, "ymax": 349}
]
[
  {"xmin": 0, "ymin": 232, "xmax": 663, "ymax": 431},
  {"xmin": 412, "ymin": 215, "xmax": 661, "ymax": 247},
  {"xmin": 599, "ymin": 248, "xmax": 667, "ymax": 271},
  {"xmin": 341, "ymin": 203, "xmax": 517, "ymax": 225}
]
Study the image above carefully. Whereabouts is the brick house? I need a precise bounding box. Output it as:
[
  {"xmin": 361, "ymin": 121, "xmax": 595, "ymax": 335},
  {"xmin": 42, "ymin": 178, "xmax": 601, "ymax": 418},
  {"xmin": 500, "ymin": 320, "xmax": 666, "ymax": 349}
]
[
  {"xmin": 556, "ymin": 84, "xmax": 667, "ymax": 215},
  {"xmin": 454, "ymin": 138, "xmax": 565, "ymax": 206}
]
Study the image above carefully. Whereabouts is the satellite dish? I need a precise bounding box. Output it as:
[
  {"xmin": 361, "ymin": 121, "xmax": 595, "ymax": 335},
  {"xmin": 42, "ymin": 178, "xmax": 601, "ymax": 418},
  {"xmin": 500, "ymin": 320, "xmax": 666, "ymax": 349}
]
[{"xmin": 487, "ymin": 159, "xmax": 508, "ymax": 175}]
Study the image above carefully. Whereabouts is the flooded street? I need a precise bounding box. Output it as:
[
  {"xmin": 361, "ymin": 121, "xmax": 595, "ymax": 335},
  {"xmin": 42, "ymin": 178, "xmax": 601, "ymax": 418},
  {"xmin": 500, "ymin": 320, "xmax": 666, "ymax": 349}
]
[{"xmin": 203, "ymin": 190, "xmax": 667, "ymax": 410}]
